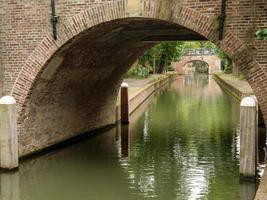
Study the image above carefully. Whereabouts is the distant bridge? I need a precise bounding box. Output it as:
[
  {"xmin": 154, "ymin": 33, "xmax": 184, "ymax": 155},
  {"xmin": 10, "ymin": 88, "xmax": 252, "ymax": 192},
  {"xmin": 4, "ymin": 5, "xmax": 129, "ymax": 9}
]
[{"xmin": 175, "ymin": 54, "xmax": 221, "ymax": 74}]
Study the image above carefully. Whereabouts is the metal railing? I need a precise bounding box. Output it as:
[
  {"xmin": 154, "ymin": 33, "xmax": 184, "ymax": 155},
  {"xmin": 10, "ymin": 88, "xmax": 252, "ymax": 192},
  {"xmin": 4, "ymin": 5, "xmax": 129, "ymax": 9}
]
[{"xmin": 182, "ymin": 48, "xmax": 217, "ymax": 56}]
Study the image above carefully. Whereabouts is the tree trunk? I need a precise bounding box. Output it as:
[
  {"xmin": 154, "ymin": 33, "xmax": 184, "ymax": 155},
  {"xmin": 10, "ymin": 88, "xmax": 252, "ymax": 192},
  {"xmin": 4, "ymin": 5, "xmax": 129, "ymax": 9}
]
[
  {"xmin": 157, "ymin": 47, "xmax": 168, "ymax": 74},
  {"xmin": 157, "ymin": 53, "xmax": 166, "ymax": 73}
]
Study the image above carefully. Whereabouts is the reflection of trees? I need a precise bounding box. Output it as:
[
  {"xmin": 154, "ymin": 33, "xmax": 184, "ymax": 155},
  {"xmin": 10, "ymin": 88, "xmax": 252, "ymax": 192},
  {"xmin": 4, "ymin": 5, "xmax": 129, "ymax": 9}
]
[
  {"xmin": 120, "ymin": 75, "xmax": 243, "ymax": 199},
  {"xmin": 185, "ymin": 61, "xmax": 209, "ymax": 74}
]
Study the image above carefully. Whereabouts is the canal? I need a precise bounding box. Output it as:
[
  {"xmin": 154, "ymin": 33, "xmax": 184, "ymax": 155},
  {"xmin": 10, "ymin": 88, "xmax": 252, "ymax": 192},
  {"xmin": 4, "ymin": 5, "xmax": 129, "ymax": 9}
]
[{"xmin": 1, "ymin": 75, "xmax": 258, "ymax": 200}]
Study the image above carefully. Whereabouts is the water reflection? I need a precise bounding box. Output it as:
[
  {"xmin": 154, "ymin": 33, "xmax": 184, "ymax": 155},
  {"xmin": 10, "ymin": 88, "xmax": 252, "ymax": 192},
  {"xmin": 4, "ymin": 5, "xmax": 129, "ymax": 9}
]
[
  {"xmin": 119, "ymin": 75, "xmax": 255, "ymax": 200},
  {"xmin": 240, "ymin": 180, "xmax": 256, "ymax": 200},
  {"xmin": 121, "ymin": 125, "xmax": 130, "ymax": 158},
  {"xmin": 0, "ymin": 172, "xmax": 19, "ymax": 200},
  {"xmin": 0, "ymin": 75, "xmax": 260, "ymax": 200}
]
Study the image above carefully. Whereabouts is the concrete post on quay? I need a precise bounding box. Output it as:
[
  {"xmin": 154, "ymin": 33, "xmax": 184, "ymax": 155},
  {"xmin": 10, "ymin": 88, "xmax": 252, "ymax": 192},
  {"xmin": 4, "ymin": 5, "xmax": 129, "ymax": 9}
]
[
  {"xmin": 121, "ymin": 83, "xmax": 129, "ymax": 124},
  {"xmin": 0, "ymin": 96, "xmax": 18, "ymax": 170},
  {"xmin": 240, "ymin": 96, "xmax": 258, "ymax": 178}
]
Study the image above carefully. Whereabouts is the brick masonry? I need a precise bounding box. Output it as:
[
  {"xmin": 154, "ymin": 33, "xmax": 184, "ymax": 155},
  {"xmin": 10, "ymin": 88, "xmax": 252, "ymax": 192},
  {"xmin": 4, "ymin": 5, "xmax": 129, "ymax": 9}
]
[
  {"xmin": 175, "ymin": 55, "xmax": 221, "ymax": 74},
  {"xmin": 0, "ymin": 0, "xmax": 266, "ymax": 155}
]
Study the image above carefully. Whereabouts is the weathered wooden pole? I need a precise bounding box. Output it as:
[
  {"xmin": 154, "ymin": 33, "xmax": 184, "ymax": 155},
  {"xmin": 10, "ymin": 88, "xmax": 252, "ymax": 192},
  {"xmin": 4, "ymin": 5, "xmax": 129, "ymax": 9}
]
[
  {"xmin": 240, "ymin": 96, "xmax": 257, "ymax": 178},
  {"xmin": 0, "ymin": 96, "xmax": 18, "ymax": 170},
  {"xmin": 121, "ymin": 83, "xmax": 129, "ymax": 124},
  {"xmin": 121, "ymin": 125, "xmax": 130, "ymax": 158}
]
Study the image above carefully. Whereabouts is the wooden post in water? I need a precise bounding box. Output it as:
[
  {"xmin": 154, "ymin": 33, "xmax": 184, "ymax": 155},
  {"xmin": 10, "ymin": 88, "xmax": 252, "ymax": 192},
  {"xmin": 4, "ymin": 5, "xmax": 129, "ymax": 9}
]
[
  {"xmin": 121, "ymin": 83, "xmax": 129, "ymax": 124},
  {"xmin": 121, "ymin": 125, "xmax": 130, "ymax": 157},
  {"xmin": 0, "ymin": 96, "xmax": 18, "ymax": 170},
  {"xmin": 240, "ymin": 96, "xmax": 258, "ymax": 178}
]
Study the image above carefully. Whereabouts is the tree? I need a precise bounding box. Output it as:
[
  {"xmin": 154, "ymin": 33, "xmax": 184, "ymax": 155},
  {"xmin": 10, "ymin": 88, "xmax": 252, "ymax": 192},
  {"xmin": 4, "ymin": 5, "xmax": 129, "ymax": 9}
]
[
  {"xmin": 138, "ymin": 42, "xmax": 184, "ymax": 74},
  {"xmin": 137, "ymin": 41, "xmax": 234, "ymax": 75}
]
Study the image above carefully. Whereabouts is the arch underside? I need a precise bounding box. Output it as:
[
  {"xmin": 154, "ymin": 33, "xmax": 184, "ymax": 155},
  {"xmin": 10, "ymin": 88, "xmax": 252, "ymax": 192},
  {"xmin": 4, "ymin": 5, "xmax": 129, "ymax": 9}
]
[
  {"xmin": 18, "ymin": 18, "xmax": 207, "ymax": 155},
  {"xmin": 13, "ymin": 3, "xmax": 267, "ymax": 156}
]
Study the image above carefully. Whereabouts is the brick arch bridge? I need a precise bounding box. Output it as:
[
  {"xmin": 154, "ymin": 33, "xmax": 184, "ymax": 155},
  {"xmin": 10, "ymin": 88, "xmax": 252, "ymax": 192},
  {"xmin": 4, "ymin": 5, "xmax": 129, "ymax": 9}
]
[
  {"xmin": 1, "ymin": 0, "xmax": 267, "ymax": 156},
  {"xmin": 175, "ymin": 55, "xmax": 221, "ymax": 74}
]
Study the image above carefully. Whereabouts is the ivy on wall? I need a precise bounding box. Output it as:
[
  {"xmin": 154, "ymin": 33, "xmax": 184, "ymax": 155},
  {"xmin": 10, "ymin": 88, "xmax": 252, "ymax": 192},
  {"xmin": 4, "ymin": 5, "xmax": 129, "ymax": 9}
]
[{"xmin": 256, "ymin": 29, "xmax": 267, "ymax": 40}]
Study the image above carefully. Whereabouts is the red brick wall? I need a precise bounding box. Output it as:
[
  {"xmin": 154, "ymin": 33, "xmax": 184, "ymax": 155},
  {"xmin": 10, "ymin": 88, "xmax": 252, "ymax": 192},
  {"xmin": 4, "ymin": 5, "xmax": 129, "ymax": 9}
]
[
  {"xmin": 0, "ymin": 0, "xmax": 266, "ymax": 102},
  {"xmin": 1, "ymin": 0, "xmax": 267, "ymax": 155},
  {"xmin": 182, "ymin": 0, "xmax": 267, "ymax": 72},
  {"xmin": 0, "ymin": 0, "xmax": 118, "ymax": 95}
]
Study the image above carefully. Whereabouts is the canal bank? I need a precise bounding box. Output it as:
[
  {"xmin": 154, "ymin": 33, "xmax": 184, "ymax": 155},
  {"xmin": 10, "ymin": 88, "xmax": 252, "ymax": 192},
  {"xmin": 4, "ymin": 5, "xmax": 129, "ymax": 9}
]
[
  {"xmin": 2, "ymin": 73, "xmax": 261, "ymax": 200},
  {"xmin": 214, "ymin": 73, "xmax": 265, "ymax": 127},
  {"xmin": 6, "ymin": 75, "xmax": 248, "ymax": 200},
  {"xmin": 213, "ymin": 73, "xmax": 253, "ymax": 101},
  {"xmin": 116, "ymin": 73, "xmax": 177, "ymax": 121},
  {"xmin": 214, "ymin": 73, "xmax": 267, "ymax": 200}
]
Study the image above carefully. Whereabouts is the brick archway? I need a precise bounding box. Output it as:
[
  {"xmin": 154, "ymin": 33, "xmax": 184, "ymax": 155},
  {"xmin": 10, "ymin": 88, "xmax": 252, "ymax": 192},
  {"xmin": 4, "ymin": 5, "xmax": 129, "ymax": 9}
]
[
  {"xmin": 175, "ymin": 55, "xmax": 221, "ymax": 74},
  {"xmin": 11, "ymin": 1, "xmax": 128, "ymax": 111},
  {"xmin": 184, "ymin": 60, "xmax": 210, "ymax": 74},
  {"xmin": 10, "ymin": 0, "xmax": 267, "ymax": 155}
]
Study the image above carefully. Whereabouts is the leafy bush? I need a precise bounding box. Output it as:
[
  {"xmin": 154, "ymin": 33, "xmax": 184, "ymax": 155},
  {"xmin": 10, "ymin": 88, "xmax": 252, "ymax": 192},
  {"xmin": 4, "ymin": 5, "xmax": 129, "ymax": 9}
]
[
  {"xmin": 239, "ymin": 73, "xmax": 245, "ymax": 80},
  {"xmin": 167, "ymin": 65, "xmax": 175, "ymax": 71},
  {"xmin": 127, "ymin": 66, "xmax": 150, "ymax": 79},
  {"xmin": 193, "ymin": 61, "xmax": 209, "ymax": 74},
  {"xmin": 223, "ymin": 58, "xmax": 233, "ymax": 74},
  {"xmin": 256, "ymin": 29, "xmax": 267, "ymax": 40}
]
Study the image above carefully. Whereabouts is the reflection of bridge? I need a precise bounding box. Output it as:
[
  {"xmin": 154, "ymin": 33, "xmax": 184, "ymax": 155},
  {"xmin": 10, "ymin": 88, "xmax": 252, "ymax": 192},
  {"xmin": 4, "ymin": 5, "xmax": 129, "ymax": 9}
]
[{"xmin": 174, "ymin": 54, "xmax": 221, "ymax": 74}]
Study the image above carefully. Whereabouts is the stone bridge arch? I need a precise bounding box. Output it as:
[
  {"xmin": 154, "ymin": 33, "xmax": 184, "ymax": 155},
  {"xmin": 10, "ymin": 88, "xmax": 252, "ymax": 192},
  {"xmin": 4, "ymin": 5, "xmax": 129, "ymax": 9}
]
[
  {"xmin": 184, "ymin": 60, "xmax": 210, "ymax": 74},
  {"xmin": 6, "ymin": 0, "xmax": 267, "ymax": 156},
  {"xmin": 175, "ymin": 55, "xmax": 221, "ymax": 74}
]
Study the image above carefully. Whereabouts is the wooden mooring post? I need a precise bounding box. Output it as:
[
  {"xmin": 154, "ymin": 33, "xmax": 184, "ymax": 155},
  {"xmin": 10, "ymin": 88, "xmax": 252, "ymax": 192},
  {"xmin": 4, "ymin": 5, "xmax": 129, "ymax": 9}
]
[
  {"xmin": 240, "ymin": 96, "xmax": 258, "ymax": 178},
  {"xmin": 121, "ymin": 83, "xmax": 129, "ymax": 124}
]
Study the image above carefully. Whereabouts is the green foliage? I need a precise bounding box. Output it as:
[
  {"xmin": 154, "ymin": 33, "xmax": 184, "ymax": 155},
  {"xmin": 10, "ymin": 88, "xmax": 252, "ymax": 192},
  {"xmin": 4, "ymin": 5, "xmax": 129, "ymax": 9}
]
[
  {"xmin": 138, "ymin": 42, "xmax": 184, "ymax": 74},
  {"xmin": 181, "ymin": 41, "xmax": 217, "ymax": 50},
  {"xmin": 149, "ymin": 74, "xmax": 167, "ymax": 83},
  {"xmin": 256, "ymin": 29, "xmax": 267, "ymax": 40},
  {"xmin": 216, "ymin": 48, "xmax": 233, "ymax": 73},
  {"xmin": 197, "ymin": 41, "xmax": 233, "ymax": 73},
  {"xmin": 167, "ymin": 65, "xmax": 175, "ymax": 71},
  {"xmin": 127, "ymin": 66, "xmax": 150, "ymax": 79},
  {"xmin": 136, "ymin": 41, "xmax": 234, "ymax": 75},
  {"xmin": 239, "ymin": 73, "xmax": 245, "ymax": 80},
  {"xmin": 194, "ymin": 62, "xmax": 209, "ymax": 74}
]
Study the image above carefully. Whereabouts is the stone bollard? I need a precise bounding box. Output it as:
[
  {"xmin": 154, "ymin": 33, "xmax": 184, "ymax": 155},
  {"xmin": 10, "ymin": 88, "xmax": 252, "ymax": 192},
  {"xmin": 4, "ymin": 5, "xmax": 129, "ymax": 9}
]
[
  {"xmin": 121, "ymin": 83, "xmax": 129, "ymax": 124},
  {"xmin": 240, "ymin": 96, "xmax": 257, "ymax": 178},
  {"xmin": 0, "ymin": 96, "xmax": 18, "ymax": 170}
]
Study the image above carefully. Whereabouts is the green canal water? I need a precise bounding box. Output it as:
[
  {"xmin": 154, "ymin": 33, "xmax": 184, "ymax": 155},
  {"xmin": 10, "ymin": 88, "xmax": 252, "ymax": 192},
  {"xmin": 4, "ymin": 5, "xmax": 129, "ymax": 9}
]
[{"xmin": 1, "ymin": 75, "xmax": 258, "ymax": 200}]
